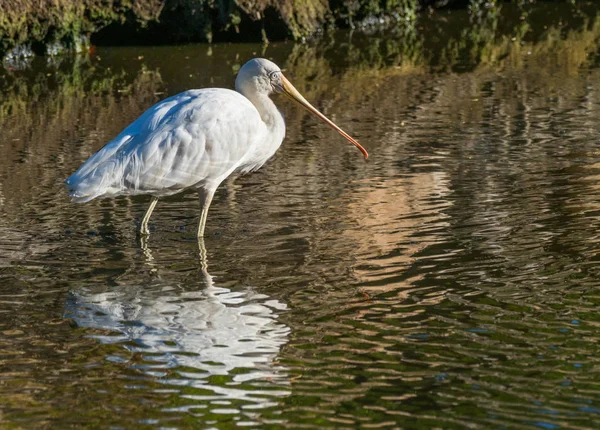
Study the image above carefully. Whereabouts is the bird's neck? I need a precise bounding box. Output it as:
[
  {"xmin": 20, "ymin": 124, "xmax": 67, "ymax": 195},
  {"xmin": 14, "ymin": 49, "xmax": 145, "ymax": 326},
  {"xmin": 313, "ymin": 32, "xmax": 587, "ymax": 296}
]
[
  {"xmin": 244, "ymin": 92, "xmax": 285, "ymax": 132},
  {"xmin": 236, "ymin": 88, "xmax": 286, "ymax": 170}
]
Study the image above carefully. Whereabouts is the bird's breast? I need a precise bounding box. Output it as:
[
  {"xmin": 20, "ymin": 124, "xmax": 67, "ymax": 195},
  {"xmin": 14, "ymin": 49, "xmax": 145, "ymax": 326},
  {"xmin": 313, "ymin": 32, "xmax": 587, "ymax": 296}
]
[{"xmin": 237, "ymin": 111, "xmax": 285, "ymax": 174}]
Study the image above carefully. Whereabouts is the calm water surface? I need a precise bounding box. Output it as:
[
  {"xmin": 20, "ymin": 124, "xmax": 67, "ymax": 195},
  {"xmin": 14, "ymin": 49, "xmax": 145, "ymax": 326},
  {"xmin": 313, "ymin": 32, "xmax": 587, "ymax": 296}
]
[{"xmin": 3, "ymin": 4, "xmax": 600, "ymax": 428}]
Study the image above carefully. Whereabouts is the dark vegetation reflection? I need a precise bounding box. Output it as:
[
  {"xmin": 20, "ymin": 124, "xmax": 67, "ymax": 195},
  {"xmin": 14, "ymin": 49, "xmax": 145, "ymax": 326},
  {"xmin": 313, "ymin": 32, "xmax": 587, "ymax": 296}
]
[{"xmin": 2, "ymin": 3, "xmax": 600, "ymax": 428}]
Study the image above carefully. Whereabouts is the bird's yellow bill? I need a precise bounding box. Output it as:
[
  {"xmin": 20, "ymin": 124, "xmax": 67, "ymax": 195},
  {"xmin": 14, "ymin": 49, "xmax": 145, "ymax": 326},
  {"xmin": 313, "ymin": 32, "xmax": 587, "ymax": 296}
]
[{"xmin": 281, "ymin": 75, "xmax": 369, "ymax": 159}]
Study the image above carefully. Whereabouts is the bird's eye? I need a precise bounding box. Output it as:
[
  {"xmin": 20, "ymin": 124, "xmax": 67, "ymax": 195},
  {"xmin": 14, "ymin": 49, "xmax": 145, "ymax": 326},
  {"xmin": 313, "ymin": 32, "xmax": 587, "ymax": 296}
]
[{"xmin": 268, "ymin": 71, "xmax": 280, "ymax": 80}]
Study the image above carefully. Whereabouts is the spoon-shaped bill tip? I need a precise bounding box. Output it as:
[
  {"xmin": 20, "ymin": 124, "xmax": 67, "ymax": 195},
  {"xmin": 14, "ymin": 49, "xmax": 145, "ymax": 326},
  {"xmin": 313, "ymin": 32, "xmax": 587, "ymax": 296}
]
[{"xmin": 281, "ymin": 75, "xmax": 369, "ymax": 160}]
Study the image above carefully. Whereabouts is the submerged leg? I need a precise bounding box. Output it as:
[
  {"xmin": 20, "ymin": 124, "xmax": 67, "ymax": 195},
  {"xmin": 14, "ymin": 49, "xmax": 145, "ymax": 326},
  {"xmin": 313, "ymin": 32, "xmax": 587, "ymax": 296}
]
[
  {"xmin": 140, "ymin": 196, "xmax": 159, "ymax": 235},
  {"xmin": 198, "ymin": 236, "xmax": 208, "ymax": 271},
  {"xmin": 198, "ymin": 188, "xmax": 215, "ymax": 238}
]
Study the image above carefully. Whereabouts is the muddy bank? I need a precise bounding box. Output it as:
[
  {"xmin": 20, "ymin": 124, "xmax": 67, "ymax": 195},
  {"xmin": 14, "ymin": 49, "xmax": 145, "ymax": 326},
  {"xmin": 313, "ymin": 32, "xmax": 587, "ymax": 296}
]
[{"xmin": 0, "ymin": 0, "xmax": 572, "ymax": 62}]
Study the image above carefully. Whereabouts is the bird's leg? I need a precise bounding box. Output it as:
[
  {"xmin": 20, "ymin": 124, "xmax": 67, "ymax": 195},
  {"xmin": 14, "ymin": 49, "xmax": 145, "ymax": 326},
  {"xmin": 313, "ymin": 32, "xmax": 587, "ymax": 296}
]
[
  {"xmin": 140, "ymin": 197, "xmax": 159, "ymax": 235},
  {"xmin": 198, "ymin": 188, "xmax": 215, "ymax": 238},
  {"xmin": 140, "ymin": 234, "xmax": 155, "ymax": 262},
  {"xmin": 197, "ymin": 237, "xmax": 208, "ymax": 271}
]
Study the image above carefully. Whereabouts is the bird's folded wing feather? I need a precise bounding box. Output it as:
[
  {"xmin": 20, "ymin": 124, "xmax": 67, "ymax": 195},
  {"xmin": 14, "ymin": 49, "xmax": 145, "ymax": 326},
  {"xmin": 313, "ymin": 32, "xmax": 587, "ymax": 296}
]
[{"xmin": 67, "ymin": 89, "xmax": 265, "ymax": 201}]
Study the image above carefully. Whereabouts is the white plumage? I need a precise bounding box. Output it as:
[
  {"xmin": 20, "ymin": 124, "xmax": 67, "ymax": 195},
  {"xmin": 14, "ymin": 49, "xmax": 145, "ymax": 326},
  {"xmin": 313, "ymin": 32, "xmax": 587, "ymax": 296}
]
[
  {"xmin": 68, "ymin": 89, "xmax": 274, "ymax": 201},
  {"xmin": 66, "ymin": 58, "xmax": 367, "ymax": 238}
]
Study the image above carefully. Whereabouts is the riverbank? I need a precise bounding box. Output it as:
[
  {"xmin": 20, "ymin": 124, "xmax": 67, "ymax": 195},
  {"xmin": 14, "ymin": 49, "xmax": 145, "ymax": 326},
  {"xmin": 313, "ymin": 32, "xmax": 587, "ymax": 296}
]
[{"xmin": 0, "ymin": 0, "xmax": 581, "ymax": 63}]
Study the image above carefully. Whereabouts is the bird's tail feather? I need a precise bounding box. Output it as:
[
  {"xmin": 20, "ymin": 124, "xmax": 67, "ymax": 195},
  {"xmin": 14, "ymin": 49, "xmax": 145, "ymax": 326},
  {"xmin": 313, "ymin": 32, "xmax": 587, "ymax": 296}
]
[
  {"xmin": 65, "ymin": 159, "xmax": 123, "ymax": 203},
  {"xmin": 65, "ymin": 133, "xmax": 135, "ymax": 203}
]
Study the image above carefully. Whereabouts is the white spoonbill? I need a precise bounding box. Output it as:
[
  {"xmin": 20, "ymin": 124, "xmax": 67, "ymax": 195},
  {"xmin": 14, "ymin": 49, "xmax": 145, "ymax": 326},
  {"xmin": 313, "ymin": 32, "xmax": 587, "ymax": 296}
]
[{"xmin": 66, "ymin": 58, "xmax": 368, "ymax": 237}]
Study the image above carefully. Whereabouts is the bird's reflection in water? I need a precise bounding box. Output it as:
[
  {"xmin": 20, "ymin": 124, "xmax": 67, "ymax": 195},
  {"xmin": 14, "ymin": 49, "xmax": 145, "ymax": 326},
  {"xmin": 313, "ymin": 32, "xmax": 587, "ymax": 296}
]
[{"xmin": 65, "ymin": 240, "xmax": 291, "ymax": 411}]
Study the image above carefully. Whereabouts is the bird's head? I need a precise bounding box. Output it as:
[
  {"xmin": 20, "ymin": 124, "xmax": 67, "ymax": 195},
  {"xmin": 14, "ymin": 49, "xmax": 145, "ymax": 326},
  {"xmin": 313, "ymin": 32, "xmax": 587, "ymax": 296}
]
[{"xmin": 236, "ymin": 58, "xmax": 368, "ymax": 159}]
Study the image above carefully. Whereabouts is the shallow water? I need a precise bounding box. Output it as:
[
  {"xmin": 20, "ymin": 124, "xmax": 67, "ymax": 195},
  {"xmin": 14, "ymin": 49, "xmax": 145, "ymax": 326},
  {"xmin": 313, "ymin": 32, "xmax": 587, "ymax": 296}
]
[{"xmin": 3, "ymin": 3, "xmax": 600, "ymax": 429}]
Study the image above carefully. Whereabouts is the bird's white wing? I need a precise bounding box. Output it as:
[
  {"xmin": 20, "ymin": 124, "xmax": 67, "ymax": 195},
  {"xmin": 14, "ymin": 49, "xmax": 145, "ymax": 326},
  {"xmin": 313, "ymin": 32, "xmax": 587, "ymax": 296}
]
[{"xmin": 66, "ymin": 89, "xmax": 266, "ymax": 202}]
